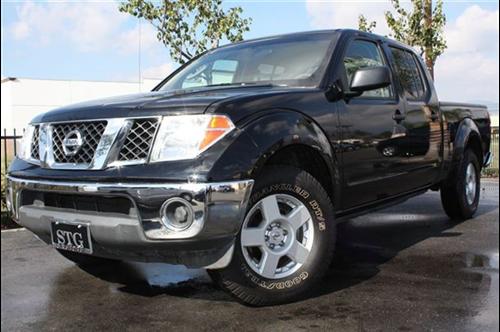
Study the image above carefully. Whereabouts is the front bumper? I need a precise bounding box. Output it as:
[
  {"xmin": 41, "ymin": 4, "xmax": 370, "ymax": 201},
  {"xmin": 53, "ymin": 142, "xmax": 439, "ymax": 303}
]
[{"xmin": 6, "ymin": 176, "xmax": 253, "ymax": 268}]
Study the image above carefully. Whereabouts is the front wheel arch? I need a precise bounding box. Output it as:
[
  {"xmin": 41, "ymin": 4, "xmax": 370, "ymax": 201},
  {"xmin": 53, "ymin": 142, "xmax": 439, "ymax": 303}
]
[{"xmin": 238, "ymin": 110, "xmax": 340, "ymax": 207}]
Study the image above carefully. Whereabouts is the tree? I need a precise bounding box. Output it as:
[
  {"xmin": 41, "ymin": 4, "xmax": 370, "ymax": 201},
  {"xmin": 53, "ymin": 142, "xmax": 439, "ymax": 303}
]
[
  {"xmin": 358, "ymin": 0, "xmax": 446, "ymax": 79},
  {"xmin": 119, "ymin": 0, "xmax": 252, "ymax": 64},
  {"xmin": 358, "ymin": 15, "xmax": 377, "ymax": 33}
]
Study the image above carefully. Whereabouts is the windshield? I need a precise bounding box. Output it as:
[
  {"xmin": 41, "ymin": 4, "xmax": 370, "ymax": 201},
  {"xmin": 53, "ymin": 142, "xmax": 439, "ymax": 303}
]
[{"xmin": 157, "ymin": 35, "xmax": 335, "ymax": 91}]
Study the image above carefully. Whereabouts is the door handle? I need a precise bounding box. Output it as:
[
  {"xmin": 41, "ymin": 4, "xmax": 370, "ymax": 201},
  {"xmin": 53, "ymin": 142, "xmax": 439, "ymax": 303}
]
[{"xmin": 393, "ymin": 110, "xmax": 406, "ymax": 122}]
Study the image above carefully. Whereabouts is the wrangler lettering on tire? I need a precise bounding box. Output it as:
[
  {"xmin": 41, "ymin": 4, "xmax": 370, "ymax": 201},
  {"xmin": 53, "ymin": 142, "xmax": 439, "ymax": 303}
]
[{"xmin": 208, "ymin": 166, "xmax": 336, "ymax": 306}]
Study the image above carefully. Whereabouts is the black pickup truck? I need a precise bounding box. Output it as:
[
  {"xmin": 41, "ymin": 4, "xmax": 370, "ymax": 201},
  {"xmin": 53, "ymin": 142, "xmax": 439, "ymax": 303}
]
[{"xmin": 7, "ymin": 30, "xmax": 492, "ymax": 306}]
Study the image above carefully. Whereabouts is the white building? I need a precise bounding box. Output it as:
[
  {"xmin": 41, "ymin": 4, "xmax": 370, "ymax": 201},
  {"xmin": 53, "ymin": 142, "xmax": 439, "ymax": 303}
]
[
  {"xmin": 1, "ymin": 77, "xmax": 162, "ymax": 133},
  {"xmin": 1, "ymin": 76, "xmax": 498, "ymax": 134}
]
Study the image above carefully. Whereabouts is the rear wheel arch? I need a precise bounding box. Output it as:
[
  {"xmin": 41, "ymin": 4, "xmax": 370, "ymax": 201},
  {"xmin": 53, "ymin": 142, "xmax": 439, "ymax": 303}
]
[
  {"xmin": 453, "ymin": 118, "xmax": 484, "ymax": 167},
  {"xmin": 465, "ymin": 133, "xmax": 483, "ymax": 169}
]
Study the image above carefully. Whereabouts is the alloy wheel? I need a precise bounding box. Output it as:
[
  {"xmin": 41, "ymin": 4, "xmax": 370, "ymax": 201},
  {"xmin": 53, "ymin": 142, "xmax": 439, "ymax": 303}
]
[{"xmin": 240, "ymin": 194, "xmax": 314, "ymax": 279}]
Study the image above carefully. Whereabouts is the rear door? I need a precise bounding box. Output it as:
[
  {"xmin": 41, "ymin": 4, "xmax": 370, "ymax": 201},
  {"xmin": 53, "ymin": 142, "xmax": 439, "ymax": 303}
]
[{"xmin": 387, "ymin": 46, "xmax": 442, "ymax": 190}]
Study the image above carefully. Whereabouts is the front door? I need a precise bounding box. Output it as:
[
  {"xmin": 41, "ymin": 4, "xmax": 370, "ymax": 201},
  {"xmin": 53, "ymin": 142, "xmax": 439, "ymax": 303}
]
[{"xmin": 337, "ymin": 39, "xmax": 409, "ymax": 208}]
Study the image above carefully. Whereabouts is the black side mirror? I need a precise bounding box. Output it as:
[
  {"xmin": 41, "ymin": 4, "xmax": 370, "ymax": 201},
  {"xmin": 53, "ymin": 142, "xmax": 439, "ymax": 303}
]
[{"xmin": 349, "ymin": 66, "xmax": 391, "ymax": 93}]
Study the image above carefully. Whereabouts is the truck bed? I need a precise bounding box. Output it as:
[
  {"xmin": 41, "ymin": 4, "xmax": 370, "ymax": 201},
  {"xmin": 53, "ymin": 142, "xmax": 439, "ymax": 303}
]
[
  {"xmin": 439, "ymin": 102, "xmax": 490, "ymax": 123},
  {"xmin": 440, "ymin": 101, "xmax": 491, "ymax": 165}
]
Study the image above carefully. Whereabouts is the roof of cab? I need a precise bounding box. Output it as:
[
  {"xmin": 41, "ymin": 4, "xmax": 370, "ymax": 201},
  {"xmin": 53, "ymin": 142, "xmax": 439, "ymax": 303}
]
[{"xmin": 216, "ymin": 29, "xmax": 415, "ymax": 53}]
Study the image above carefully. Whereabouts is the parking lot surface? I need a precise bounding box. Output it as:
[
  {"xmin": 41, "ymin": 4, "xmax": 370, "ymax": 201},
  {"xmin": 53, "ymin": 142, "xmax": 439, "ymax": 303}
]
[{"xmin": 2, "ymin": 181, "xmax": 498, "ymax": 332}]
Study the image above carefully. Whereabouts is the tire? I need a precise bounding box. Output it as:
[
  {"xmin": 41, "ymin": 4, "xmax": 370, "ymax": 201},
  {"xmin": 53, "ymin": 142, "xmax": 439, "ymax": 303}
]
[
  {"xmin": 208, "ymin": 166, "xmax": 336, "ymax": 306},
  {"xmin": 440, "ymin": 149, "xmax": 481, "ymax": 221},
  {"xmin": 57, "ymin": 250, "xmax": 119, "ymax": 267}
]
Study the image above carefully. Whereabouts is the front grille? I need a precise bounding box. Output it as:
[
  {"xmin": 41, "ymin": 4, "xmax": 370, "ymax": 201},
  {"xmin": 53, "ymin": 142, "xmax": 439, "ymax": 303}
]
[
  {"xmin": 52, "ymin": 121, "xmax": 107, "ymax": 164},
  {"xmin": 118, "ymin": 119, "xmax": 159, "ymax": 161},
  {"xmin": 29, "ymin": 117, "xmax": 160, "ymax": 169},
  {"xmin": 21, "ymin": 190, "xmax": 135, "ymax": 216},
  {"xmin": 31, "ymin": 126, "xmax": 40, "ymax": 160}
]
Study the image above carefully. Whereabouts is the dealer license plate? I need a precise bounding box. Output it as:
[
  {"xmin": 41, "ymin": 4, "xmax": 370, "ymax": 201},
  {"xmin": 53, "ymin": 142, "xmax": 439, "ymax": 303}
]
[{"xmin": 50, "ymin": 221, "xmax": 93, "ymax": 254}]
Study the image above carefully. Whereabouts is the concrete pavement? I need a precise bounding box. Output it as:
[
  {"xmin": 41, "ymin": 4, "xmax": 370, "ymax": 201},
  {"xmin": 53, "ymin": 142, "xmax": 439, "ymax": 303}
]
[{"xmin": 1, "ymin": 180, "xmax": 498, "ymax": 331}]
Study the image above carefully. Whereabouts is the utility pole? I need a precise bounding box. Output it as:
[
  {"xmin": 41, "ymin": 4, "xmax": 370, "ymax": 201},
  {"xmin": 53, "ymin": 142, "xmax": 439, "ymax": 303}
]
[{"xmin": 138, "ymin": 18, "xmax": 142, "ymax": 89}]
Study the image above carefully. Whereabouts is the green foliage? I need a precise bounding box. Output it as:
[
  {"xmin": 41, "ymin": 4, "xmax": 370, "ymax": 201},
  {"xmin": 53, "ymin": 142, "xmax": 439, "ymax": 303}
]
[
  {"xmin": 1, "ymin": 172, "xmax": 23, "ymax": 229},
  {"xmin": 1, "ymin": 170, "xmax": 19, "ymax": 229},
  {"xmin": 358, "ymin": 15, "xmax": 377, "ymax": 33},
  {"xmin": 1, "ymin": 171, "xmax": 8, "ymax": 213},
  {"xmin": 482, "ymin": 168, "xmax": 499, "ymax": 178},
  {"xmin": 359, "ymin": 0, "xmax": 447, "ymax": 78},
  {"xmin": 119, "ymin": 0, "xmax": 252, "ymax": 64}
]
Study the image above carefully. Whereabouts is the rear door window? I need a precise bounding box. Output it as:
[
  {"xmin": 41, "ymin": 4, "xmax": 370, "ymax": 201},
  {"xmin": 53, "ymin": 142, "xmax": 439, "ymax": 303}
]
[{"xmin": 389, "ymin": 48, "xmax": 426, "ymax": 101}]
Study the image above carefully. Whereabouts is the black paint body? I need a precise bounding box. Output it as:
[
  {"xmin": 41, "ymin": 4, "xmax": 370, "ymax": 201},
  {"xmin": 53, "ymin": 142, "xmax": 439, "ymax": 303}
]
[{"xmin": 9, "ymin": 29, "xmax": 492, "ymax": 219}]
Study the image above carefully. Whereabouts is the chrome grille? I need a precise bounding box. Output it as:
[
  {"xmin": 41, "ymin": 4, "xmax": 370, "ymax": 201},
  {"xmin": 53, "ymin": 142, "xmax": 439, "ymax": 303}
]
[
  {"xmin": 31, "ymin": 126, "xmax": 40, "ymax": 160},
  {"xmin": 118, "ymin": 119, "xmax": 159, "ymax": 161},
  {"xmin": 52, "ymin": 121, "xmax": 107, "ymax": 164}
]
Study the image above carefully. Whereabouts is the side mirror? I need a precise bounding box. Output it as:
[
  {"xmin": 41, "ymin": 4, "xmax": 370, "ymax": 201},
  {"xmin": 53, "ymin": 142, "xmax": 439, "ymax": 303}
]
[{"xmin": 349, "ymin": 66, "xmax": 391, "ymax": 93}]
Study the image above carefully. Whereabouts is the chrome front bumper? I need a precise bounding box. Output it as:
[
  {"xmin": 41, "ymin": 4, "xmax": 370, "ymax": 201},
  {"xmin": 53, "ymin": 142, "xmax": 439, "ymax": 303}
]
[{"xmin": 6, "ymin": 176, "xmax": 254, "ymax": 268}]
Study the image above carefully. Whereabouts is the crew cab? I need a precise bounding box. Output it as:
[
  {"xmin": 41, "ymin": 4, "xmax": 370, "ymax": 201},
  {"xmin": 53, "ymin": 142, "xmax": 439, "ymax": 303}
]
[{"xmin": 7, "ymin": 30, "xmax": 492, "ymax": 306}]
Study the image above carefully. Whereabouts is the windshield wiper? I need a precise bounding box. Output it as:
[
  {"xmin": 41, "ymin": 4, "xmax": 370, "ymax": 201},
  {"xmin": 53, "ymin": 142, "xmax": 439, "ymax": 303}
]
[{"xmin": 204, "ymin": 82, "xmax": 287, "ymax": 88}]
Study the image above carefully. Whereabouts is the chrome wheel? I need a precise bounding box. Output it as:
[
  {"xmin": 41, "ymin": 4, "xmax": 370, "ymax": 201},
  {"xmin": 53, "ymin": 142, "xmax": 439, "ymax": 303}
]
[
  {"xmin": 240, "ymin": 194, "xmax": 314, "ymax": 279},
  {"xmin": 465, "ymin": 163, "xmax": 478, "ymax": 205}
]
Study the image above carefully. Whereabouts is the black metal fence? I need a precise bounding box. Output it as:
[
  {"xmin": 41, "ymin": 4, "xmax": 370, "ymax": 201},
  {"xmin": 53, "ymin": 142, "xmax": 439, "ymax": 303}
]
[
  {"xmin": 1, "ymin": 130, "xmax": 23, "ymax": 220},
  {"xmin": 490, "ymin": 127, "xmax": 499, "ymax": 171},
  {"xmin": 1, "ymin": 129, "xmax": 23, "ymax": 173}
]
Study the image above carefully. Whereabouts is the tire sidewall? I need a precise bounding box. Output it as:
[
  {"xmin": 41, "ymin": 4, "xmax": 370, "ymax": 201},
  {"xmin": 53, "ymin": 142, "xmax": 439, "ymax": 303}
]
[
  {"xmin": 457, "ymin": 150, "xmax": 481, "ymax": 217},
  {"xmin": 216, "ymin": 166, "xmax": 335, "ymax": 303}
]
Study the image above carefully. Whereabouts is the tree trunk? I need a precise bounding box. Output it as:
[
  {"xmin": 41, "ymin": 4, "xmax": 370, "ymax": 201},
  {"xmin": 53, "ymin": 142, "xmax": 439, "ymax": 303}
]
[{"xmin": 423, "ymin": 0, "xmax": 434, "ymax": 79}]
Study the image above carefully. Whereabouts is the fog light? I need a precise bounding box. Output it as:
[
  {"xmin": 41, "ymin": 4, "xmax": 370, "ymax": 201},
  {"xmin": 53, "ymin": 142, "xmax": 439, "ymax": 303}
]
[{"xmin": 160, "ymin": 198, "xmax": 195, "ymax": 231}]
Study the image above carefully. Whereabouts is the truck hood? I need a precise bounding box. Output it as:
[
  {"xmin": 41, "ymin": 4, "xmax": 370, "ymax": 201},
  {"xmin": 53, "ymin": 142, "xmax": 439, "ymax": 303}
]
[{"xmin": 32, "ymin": 85, "xmax": 291, "ymax": 123}]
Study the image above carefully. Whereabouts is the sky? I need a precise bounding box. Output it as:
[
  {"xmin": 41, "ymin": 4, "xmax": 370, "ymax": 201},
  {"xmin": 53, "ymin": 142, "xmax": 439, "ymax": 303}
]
[{"xmin": 1, "ymin": 0, "xmax": 499, "ymax": 105}]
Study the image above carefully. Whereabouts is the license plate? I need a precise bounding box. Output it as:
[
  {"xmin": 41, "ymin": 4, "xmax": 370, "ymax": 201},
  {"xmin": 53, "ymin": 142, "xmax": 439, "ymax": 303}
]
[{"xmin": 51, "ymin": 221, "xmax": 92, "ymax": 254}]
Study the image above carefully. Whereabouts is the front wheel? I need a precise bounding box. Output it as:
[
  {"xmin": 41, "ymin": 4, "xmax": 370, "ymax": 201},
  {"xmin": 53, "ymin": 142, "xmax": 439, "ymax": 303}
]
[
  {"xmin": 208, "ymin": 166, "xmax": 336, "ymax": 306},
  {"xmin": 440, "ymin": 149, "xmax": 481, "ymax": 221}
]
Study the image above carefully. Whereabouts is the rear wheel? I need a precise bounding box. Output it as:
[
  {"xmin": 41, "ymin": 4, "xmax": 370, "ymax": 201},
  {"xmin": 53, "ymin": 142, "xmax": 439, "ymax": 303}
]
[
  {"xmin": 208, "ymin": 166, "xmax": 336, "ymax": 306},
  {"xmin": 57, "ymin": 250, "xmax": 119, "ymax": 267},
  {"xmin": 440, "ymin": 149, "xmax": 481, "ymax": 221}
]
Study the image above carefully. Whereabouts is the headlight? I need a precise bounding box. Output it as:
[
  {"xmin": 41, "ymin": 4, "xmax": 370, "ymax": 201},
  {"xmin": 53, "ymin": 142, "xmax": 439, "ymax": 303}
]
[
  {"xmin": 150, "ymin": 115, "xmax": 235, "ymax": 162},
  {"xmin": 18, "ymin": 125, "xmax": 36, "ymax": 161}
]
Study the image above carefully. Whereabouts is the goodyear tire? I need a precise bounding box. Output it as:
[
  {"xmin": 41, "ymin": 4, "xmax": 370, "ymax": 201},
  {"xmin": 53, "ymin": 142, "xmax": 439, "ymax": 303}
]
[
  {"xmin": 208, "ymin": 166, "xmax": 336, "ymax": 306},
  {"xmin": 440, "ymin": 149, "xmax": 481, "ymax": 221}
]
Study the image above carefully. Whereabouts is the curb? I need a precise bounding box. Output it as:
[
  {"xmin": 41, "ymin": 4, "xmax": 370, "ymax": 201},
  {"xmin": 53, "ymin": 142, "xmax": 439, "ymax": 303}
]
[{"xmin": 1, "ymin": 227, "xmax": 26, "ymax": 233}]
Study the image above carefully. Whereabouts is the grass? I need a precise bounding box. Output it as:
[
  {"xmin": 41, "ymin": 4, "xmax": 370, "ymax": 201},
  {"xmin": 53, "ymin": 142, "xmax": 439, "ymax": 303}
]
[
  {"xmin": 1, "ymin": 156, "xmax": 12, "ymax": 175},
  {"xmin": 483, "ymin": 168, "xmax": 499, "ymax": 178},
  {"xmin": 0, "ymin": 169, "xmax": 18, "ymax": 229}
]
